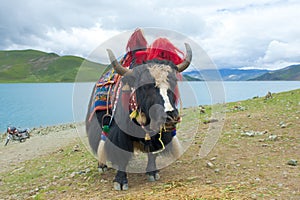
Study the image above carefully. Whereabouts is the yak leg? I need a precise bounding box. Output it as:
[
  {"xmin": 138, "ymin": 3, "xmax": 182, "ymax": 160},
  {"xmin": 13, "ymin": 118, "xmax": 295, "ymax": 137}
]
[
  {"xmin": 107, "ymin": 128, "xmax": 132, "ymax": 190},
  {"xmin": 98, "ymin": 163, "xmax": 108, "ymax": 173},
  {"xmin": 146, "ymin": 153, "xmax": 160, "ymax": 182},
  {"xmin": 111, "ymin": 142, "xmax": 130, "ymax": 190},
  {"xmin": 113, "ymin": 170, "xmax": 128, "ymax": 191}
]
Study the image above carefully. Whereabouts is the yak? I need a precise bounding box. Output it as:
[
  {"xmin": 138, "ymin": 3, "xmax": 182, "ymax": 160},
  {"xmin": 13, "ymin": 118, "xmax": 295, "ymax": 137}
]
[{"xmin": 86, "ymin": 43, "xmax": 192, "ymax": 190}]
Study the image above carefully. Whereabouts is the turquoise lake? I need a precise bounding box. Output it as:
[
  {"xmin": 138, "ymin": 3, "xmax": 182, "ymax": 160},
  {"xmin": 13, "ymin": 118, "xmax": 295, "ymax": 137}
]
[{"xmin": 1, "ymin": 81, "xmax": 300, "ymax": 133}]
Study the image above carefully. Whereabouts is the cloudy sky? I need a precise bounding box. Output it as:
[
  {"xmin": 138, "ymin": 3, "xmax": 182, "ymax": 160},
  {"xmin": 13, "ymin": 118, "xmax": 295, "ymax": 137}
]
[{"xmin": 1, "ymin": 0, "xmax": 299, "ymax": 70}]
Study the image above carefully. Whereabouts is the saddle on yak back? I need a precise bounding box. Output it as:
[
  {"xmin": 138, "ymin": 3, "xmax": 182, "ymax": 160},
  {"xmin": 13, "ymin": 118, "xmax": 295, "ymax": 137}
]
[{"xmin": 88, "ymin": 67, "xmax": 122, "ymax": 122}]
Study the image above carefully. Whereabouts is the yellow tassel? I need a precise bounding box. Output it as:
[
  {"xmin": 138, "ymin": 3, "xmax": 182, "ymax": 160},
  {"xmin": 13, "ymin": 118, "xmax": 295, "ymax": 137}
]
[
  {"xmin": 129, "ymin": 110, "xmax": 138, "ymax": 120},
  {"xmin": 152, "ymin": 128, "xmax": 165, "ymax": 154}
]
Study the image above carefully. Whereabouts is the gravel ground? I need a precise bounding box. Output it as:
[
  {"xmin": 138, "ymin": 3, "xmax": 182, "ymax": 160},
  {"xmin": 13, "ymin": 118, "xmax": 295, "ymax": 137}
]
[{"xmin": 0, "ymin": 123, "xmax": 84, "ymax": 173}]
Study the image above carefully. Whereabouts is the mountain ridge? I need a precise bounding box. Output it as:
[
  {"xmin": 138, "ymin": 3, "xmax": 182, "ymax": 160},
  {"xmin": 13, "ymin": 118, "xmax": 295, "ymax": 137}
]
[
  {"xmin": 0, "ymin": 49, "xmax": 299, "ymax": 82},
  {"xmin": 249, "ymin": 64, "xmax": 300, "ymax": 81},
  {"xmin": 183, "ymin": 68, "xmax": 270, "ymax": 81}
]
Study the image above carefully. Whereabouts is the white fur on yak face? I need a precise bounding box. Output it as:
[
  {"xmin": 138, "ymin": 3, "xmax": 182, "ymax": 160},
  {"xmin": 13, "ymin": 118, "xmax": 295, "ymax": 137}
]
[{"xmin": 148, "ymin": 64, "xmax": 174, "ymax": 112}]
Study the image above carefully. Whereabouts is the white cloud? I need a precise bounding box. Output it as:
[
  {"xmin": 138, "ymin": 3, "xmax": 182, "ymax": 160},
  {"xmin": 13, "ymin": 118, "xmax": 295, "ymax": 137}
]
[
  {"xmin": 262, "ymin": 40, "xmax": 300, "ymax": 63},
  {"xmin": 6, "ymin": 25, "xmax": 120, "ymax": 58},
  {"xmin": 196, "ymin": 1, "xmax": 300, "ymax": 69},
  {"xmin": 251, "ymin": 40, "xmax": 300, "ymax": 69},
  {"xmin": 1, "ymin": 0, "xmax": 300, "ymax": 70}
]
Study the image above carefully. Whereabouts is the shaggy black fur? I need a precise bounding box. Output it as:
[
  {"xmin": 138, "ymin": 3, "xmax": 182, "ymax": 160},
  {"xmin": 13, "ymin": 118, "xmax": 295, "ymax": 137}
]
[{"xmin": 86, "ymin": 60, "xmax": 180, "ymax": 189}]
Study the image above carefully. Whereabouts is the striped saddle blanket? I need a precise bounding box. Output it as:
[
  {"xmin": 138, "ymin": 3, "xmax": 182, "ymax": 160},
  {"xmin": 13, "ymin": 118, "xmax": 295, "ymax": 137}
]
[{"xmin": 89, "ymin": 68, "xmax": 121, "ymax": 119}]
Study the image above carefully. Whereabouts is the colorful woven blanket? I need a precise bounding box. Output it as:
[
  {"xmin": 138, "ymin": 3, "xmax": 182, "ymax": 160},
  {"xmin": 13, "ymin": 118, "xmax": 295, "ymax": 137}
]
[{"xmin": 89, "ymin": 68, "xmax": 121, "ymax": 121}]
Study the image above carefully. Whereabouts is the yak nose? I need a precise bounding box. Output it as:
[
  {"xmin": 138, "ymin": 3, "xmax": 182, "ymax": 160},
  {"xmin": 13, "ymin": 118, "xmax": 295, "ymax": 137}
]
[
  {"xmin": 149, "ymin": 104, "xmax": 167, "ymax": 132},
  {"xmin": 166, "ymin": 109, "xmax": 179, "ymax": 120}
]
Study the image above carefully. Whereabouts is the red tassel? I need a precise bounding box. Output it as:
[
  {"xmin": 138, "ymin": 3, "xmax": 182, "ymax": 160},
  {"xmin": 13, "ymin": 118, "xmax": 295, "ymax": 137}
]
[
  {"xmin": 147, "ymin": 38, "xmax": 184, "ymax": 65},
  {"xmin": 126, "ymin": 28, "xmax": 148, "ymax": 52}
]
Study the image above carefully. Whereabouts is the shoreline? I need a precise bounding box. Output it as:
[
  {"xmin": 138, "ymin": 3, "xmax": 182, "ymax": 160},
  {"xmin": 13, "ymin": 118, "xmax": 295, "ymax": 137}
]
[
  {"xmin": 0, "ymin": 121, "xmax": 85, "ymax": 143},
  {"xmin": 0, "ymin": 122, "xmax": 86, "ymax": 173},
  {"xmin": 0, "ymin": 122, "xmax": 84, "ymax": 139}
]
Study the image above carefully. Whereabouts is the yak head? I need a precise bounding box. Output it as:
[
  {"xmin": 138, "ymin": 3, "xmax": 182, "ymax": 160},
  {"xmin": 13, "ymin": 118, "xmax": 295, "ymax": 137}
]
[{"xmin": 107, "ymin": 43, "xmax": 192, "ymax": 133}]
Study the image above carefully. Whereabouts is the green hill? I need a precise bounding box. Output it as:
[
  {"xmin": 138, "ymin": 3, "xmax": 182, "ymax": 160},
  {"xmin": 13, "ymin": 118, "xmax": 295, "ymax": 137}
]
[
  {"xmin": 0, "ymin": 49, "xmax": 203, "ymax": 83},
  {"xmin": 0, "ymin": 49, "xmax": 106, "ymax": 83},
  {"xmin": 250, "ymin": 64, "xmax": 300, "ymax": 80}
]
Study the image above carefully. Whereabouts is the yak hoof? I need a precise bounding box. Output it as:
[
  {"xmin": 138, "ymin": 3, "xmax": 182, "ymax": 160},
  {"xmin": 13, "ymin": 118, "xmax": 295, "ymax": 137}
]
[
  {"xmin": 147, "ymin": 172, "xmax": 160, "ymax": 182},
  {"xmin": 98, "ymin": 164, "xmax": 108, "ymax": 173},
  {"xmin": 113, "ymin": 182, "xmax": 121, "ymax": 190},
  {"xmin": 113, "ymin": 182, "xmax": 128, "ymax": 191},
  {"xmin": 122, "ymin": 183, "xmax": 129, "ymax": 190}
]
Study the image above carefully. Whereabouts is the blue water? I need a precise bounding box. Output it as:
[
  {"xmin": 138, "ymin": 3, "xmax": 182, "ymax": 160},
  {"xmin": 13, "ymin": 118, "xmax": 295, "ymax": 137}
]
[
  {"xmin": 0, "ymin": 83, "xmax": 74, "ymax": 133},
  {"xmin": 1, "ymin": 81, "xmax": 300, "ymax": 133}
]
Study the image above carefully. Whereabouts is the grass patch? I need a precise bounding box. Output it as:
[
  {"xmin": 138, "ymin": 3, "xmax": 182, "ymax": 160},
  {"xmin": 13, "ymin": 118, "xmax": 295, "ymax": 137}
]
[
  {"xmin": 1, "ymin": 89, "xmax": 300, "ymax": 199},
  {"xmin": 1, "ymin": 143, "xmax": 97, "ymax": 199}
]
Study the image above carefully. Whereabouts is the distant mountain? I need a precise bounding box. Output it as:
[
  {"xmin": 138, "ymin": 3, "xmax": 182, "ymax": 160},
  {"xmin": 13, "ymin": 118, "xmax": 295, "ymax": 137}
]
[
  {"xmin": 249, "ymin": 64, "xmax": 300, "ymax": 80},
  {"xmin": 183, "ymin": 68, "xmax": 269, "ymax": 81},
  {"xmin": 0, "ymin": 49, "xmax": 105, "ymax": 83},
  {"xmin": 219, "ymin": 69, "xmax": 270, "ymax": 81},
  {"xmin": 2, "ymin": 49, "xmax": 298, "ymax": 83},
  {"xmin": 182, "ymin": 74, "xmax": 203, "ymax": 81}
]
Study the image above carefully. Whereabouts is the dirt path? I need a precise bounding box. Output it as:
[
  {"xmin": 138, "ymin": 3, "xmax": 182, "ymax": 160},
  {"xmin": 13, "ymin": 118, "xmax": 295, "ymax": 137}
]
[{"xmin": 0, "ymin": 124, "xmax": 84, "ymax": 173}]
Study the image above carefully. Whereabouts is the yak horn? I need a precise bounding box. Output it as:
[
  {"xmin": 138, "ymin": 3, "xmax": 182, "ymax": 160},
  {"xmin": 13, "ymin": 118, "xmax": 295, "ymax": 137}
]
[
  {"xmin": 177, "ymin": 43, "xmax": 192, "ymax": 72},
  {"xmin": 106, "ymin": 49, "xmax": 130, "ymax": 76}
]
